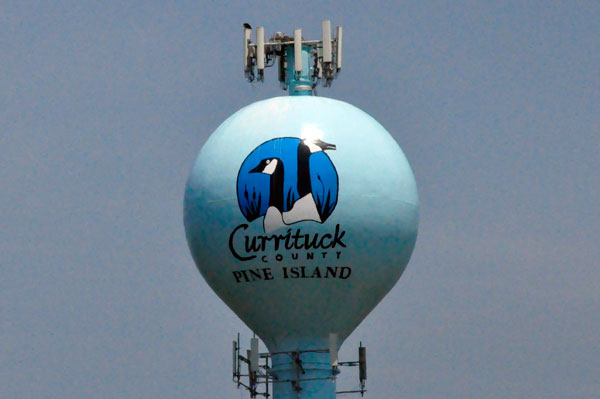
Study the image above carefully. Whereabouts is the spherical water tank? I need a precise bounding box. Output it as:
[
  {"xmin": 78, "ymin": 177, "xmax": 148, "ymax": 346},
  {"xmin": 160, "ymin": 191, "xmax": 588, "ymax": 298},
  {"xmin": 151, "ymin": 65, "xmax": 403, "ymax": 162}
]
[{"xmin": 184, "ymin": 96, "xmax": 418, "ymax": 398}]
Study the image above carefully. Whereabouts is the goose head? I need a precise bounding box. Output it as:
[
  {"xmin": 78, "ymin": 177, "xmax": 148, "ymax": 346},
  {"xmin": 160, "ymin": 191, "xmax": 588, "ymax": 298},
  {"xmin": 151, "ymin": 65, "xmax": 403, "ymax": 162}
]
[
  {"xmin": 249, "ymin": 158, "xmax": 280, "ymax": 175},
  {"xmin": 302, "ymin": 138, "xmax": 336, "ymax": 153}
]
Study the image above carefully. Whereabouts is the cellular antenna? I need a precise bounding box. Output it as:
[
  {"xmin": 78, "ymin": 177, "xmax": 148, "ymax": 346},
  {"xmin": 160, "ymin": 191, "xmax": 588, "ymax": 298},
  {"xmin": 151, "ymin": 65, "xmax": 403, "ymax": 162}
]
[
  {"xmin": 256, "ymin": 26, "xmax": 265, "ymax": 81},
  {"xmin": 335, "ymin": 26, "xmax": 343, "ymax": 72},
  {"xmin": 243, "ymin": 20, "xmax": 342, "ymax": 95}
]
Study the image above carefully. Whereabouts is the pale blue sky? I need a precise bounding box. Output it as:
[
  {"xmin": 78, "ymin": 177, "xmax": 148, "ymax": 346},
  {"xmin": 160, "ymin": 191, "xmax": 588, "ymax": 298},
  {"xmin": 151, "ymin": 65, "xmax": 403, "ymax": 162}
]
[{"xmin": 2, "ymin": 1, "xmax": 599, "ymax": 398}]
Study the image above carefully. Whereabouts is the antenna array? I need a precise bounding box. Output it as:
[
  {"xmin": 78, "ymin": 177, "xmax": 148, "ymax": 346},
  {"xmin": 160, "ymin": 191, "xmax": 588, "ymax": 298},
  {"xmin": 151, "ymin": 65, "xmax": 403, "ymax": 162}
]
[
  {"xmin": 243, "ymin": 20, "xmax": 342, "ymax": 92},
  {"xmin": 232, "ymin": 334, "xmax": 367, "ymax": 398}
]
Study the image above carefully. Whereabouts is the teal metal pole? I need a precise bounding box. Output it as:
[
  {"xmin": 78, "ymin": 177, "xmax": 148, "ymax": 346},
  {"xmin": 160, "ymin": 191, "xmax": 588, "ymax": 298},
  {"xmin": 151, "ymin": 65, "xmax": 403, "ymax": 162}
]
[
  {"xmin": 268, "ymin": 336, "xmax": 336, "ymax": 399},
  {"xmin": 270, "ymin": 352, "xmax": 335, "ymax": 399},
  {"xmin": 284, "ymin": 44, "xmax": 313, "ymax": 96}
]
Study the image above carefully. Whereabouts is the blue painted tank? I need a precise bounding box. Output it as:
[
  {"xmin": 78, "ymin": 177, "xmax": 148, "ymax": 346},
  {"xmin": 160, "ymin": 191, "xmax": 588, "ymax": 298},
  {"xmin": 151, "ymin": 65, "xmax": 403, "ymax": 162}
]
[{"xmin": 184, "ymin": 95, "xmax": 419, "ymax": 398}]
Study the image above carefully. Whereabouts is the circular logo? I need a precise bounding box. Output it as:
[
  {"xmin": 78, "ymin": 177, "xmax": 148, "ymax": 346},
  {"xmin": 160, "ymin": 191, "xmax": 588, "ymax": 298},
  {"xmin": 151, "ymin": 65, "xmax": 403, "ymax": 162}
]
[{"xmin": 237, "ymin": 137, "xmax": 338, "ymax": 233}]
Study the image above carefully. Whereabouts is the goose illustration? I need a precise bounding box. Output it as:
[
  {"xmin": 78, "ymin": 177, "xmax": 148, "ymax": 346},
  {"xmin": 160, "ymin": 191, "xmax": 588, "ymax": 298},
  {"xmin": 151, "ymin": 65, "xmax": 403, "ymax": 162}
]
[
  {"xmin": 283, "ymin": 138, "xmax": 336, "ymax": 225},
  {"xmin": 241, "ymin": 137, "xmax": 338, "ymax": 233}
]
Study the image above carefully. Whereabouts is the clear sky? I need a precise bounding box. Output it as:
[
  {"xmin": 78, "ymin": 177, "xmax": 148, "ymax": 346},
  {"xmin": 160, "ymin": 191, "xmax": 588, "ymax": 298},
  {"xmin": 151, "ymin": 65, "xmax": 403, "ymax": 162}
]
[{"xmin": 2, "ymin": 1, "xmax": 599, "ymax": 398}]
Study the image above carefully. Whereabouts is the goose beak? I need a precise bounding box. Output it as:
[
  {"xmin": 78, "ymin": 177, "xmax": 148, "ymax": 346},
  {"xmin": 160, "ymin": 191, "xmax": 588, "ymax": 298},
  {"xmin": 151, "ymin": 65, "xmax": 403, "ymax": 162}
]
[
  {"xmin": 314, "ymin": 139, "xmax": 336, "ymax": 151},
  {"xmin": 249, "ymin": 165, "xmax": 262, "ymax": 173}
]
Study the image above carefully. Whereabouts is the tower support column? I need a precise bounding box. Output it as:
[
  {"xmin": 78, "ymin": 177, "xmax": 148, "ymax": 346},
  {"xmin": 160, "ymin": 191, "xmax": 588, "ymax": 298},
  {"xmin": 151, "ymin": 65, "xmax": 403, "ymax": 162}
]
[
  {"xmin": 284, "ymin": 45, "xmax": 313, "ymax": 96},
  {"xmin": 270, "ymin": 351, "xmax": 336, "ymax": 399}
]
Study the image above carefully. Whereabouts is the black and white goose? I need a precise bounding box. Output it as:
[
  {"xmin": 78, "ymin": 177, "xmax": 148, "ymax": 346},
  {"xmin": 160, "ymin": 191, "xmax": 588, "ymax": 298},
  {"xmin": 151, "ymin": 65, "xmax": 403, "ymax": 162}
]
[
  {"xmin": 249, "ymin": 157, "xmax": 286, "ymax": 233},
  {"xmin": 283, "ymin": 138, "xmax": 336, "ymax": 225},
  {"xmin": 249, "ymin": 138, "xmax": 336, "ymax": 233}
]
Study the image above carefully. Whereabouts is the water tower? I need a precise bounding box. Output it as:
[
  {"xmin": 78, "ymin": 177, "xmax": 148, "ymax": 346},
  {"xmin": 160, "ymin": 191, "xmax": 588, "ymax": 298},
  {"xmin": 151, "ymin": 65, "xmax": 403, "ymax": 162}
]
[{"xmin": 184, "ymin": 21, "xmax": 419, "ymax": 398}]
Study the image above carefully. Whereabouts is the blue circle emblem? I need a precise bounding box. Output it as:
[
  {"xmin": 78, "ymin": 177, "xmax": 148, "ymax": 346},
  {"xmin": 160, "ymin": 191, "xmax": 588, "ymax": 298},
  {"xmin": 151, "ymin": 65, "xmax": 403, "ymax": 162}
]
[{"xmin": 237, "ymin": 137, "xmax": 338, "ymax": 233}]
